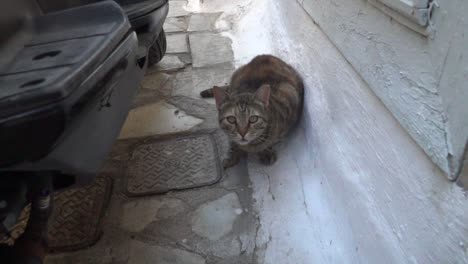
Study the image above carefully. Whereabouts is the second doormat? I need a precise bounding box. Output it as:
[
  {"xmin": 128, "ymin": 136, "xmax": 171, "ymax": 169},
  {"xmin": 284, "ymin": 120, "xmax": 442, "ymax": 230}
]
[
  {"xmin": 48, "ymin": 175, "xmax": 112, "ymax": 252},
  {"xmin": 125, "ymin": 133, "xmax": 222, "ymax": 196}
]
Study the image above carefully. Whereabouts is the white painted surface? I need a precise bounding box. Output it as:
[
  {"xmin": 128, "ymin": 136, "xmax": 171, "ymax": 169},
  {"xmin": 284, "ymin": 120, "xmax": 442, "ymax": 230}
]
[
  {"xmin": 435, "ymin": 1, "xmax": 468, "ymax": 178},
  {"xmin": 218, "ymin": 0, "xmax": 468, "ymax": 263},
  {"xmin": 299, "ymin": 0, "xmax": 468, "ymax": 179}
]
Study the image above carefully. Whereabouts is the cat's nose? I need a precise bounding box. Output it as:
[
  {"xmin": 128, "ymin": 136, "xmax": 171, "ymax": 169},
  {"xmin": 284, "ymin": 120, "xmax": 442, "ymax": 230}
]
[{"xmin": 238, "ymin": 127, "xmax": 248, "ymax": 137}]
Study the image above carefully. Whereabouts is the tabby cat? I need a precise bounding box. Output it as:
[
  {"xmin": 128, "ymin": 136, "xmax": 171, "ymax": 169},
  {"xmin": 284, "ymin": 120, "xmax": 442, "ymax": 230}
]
[{"xmin": 201, "ymin": 55, "xmax": 304, "ymax": 168}]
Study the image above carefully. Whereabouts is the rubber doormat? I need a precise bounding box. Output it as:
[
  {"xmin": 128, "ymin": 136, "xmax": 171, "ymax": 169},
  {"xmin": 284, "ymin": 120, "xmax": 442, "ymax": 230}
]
[
  {"xmin": 125, "ymin": 133, "xmax": 222, "ymax": 196},
  {"xmin": 0, "ymin": 205, "xmax": 30, "ymax": 246},
  {"xmin": 47, "ymin": 175, "xmax": 112, "ymax": 252}
]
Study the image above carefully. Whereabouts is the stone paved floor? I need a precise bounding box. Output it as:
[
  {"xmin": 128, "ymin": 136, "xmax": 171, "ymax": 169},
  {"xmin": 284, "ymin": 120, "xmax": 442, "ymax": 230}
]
[{"xmin": 45, "ymin": 1, "xmax": 258, "ymax": 264}]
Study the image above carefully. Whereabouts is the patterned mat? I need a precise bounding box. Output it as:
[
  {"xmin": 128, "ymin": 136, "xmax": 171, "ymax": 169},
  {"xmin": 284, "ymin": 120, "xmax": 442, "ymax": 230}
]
[
  {"xmin": 47, "ymin": 175, "xmax": 112, "ymax": 252},
  {"xmin": 125, "ymin": 133, "xmax": 222, "ymax": 196}
]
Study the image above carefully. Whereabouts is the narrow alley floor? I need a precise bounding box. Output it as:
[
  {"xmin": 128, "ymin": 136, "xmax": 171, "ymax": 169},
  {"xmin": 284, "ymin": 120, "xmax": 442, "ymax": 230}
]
[
  {"xmin": 44, "ymin": 0, "xmax": 468, "ymax": 263},
  {"xmin": 46, "ymin": 1, "xmax": 257, "ymax": 263}
]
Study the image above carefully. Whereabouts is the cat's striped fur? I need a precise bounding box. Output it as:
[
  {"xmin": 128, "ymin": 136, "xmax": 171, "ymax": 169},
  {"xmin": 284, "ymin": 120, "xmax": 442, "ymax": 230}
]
[{"xmin": 201, "ymin": 55, "xmax": 304, "ymax": 168}]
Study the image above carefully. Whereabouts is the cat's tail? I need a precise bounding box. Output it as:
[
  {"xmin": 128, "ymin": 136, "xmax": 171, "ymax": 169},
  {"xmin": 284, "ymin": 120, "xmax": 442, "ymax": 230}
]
[{"xmin": 200, "ymin": 88, "xmax": 214, "ymax": 98}]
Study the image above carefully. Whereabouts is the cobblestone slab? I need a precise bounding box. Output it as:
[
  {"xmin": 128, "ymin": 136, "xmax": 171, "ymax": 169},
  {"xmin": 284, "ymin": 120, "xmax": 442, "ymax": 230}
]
[{"xmin": 189, "ymin": 33, "xmax": 233, "ymax": 67}]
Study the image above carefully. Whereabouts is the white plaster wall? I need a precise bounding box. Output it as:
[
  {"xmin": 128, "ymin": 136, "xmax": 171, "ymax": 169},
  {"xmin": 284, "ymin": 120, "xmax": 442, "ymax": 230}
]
[
  {"xmin": 223, "ymin": 0, "xmax": 468, "ymax": 262},
  {"xmin": 299, "ymin": 0, "xmax": 468, "ymax": 179},
  {"xmin": 436, "ymin": 1, "xmax": 468, "ymax": 178}
]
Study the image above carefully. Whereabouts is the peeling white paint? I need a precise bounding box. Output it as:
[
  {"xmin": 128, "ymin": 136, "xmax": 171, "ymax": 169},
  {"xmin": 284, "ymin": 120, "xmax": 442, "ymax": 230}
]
[{"xmin": 299, "ymin": 0, "xmax": 468, "ymax": 179}]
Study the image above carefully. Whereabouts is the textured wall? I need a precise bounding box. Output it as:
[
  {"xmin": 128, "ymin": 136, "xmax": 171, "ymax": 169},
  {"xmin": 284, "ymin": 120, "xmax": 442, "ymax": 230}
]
[
  {"xmin": 436, "ymin": 1, "xmax": 468, "ymax": 178},
  {"xmin": 299, "ymin": 0, "xmax": 468, "ymax": 179},
  {"xmin": 229, "ymin": 0, "xmax": 468, "ymax": 262}
]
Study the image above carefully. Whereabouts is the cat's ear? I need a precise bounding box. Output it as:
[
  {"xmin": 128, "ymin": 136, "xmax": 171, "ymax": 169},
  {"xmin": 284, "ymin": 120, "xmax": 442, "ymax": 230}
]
[
  {"xmin": 213, "ymin": 86, "xmax": 228, "ymax": 110},
  {"xmin": 255, "ymin": 84, "xmax": 271, "ymax": 107}
]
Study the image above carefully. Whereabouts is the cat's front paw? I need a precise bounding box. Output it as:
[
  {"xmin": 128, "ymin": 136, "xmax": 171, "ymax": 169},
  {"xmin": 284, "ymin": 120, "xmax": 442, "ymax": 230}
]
[
  {"xmin": 223, "ymin": 158, "xmax": 240, "ymax": 169},
  {"xmin": 258, "ymin": 150, "xmax": 277, "ymax": 165}
]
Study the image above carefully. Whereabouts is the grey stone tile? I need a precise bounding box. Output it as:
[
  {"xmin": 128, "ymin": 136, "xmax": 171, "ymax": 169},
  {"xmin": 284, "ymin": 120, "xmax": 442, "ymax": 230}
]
[
  {"xmin": 150, "ymin": 55, "xmax": 186, "ymax": 72},
  {"xmin": 189, "ymin": 33, "xmax": 233, "ymax": 67},
  {"xmin": 167, "ymin": 1, "xmax": 190, "ymax": 18},
  {"xmin": 167, "ymin": 34, "xmax": 189, "ymax": 53},
  {"xmin": 131, "ymin": 185, "xmax": 257, "ymax": 259},
  {"xmin": 177, "ymin": 53, "xmax": 192, "ymax": 64},
  {"xmin": 128, "ymin": 240, "xmax": 205, "ymax": 264},
  {"xmin": 132, "ymin": 88, "xmax": 163, "ymax": 108},
  {"xmin": 164, "ymin": 17, "xmax": 188, "ymax": 33},
  {"xmin": 171, "ymin": 64, "xmax": 234, "ymax": 100},
  {"xmin": 191, "ymin": 192, "xmax": 242, "ymax": 240},
  {"xmin": 168, "ymin": 96, "xmax": 218, "ymax": 130},
  {"xmin": 121, "ymin": 198, "xmax": 187, "ymax": 232},
  {"xmin": 142, "ymin": 72, "xmax": 171, "ymax": 92},
  {"xmin": 133, "ymin": 72, "xmax": 173, "ymax": 107},
  {"xmin": 188, "ymin": 13, "xmax": 222, "ymax": 32},
  {"xmin": 118, "ymin": 102, "xmax": 203, "ymax": 139},
  {"xmin": 121, "ymin": 200, "xmax": 160, "ymax": 232},
  {"xmin": 207, "ymin": 237, "xmax": 242, "ymax": 258}
]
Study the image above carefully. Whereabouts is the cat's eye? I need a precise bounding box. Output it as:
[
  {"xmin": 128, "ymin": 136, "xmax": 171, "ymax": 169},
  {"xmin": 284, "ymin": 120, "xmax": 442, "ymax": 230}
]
[
  {"xmin": 226, "ymin": 116, "xmax": 237, "ymax": 124},
  {"xmin": 249, "ymin": 116, "xmax": 259, "ymax": 123}
]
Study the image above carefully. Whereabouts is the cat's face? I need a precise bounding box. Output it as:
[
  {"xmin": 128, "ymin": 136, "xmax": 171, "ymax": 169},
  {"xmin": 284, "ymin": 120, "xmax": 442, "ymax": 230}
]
[
  {"xmin": 219, "ymin": 98, "xmax": 268, "ymax": 145},
  {"xmin": 214, "ymin": 85, "xmax": 270, "ymax": 145}
]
